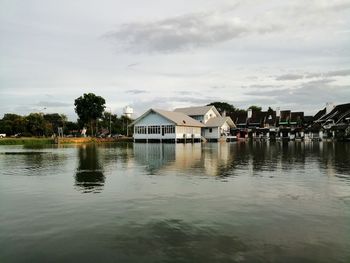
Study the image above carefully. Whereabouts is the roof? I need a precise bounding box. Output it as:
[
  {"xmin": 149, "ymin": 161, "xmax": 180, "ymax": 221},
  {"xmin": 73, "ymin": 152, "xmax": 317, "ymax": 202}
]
[
  {"xmin": 130, "ymin": 108, "xmax": 205, "ymax": 127},
  {"xmin": 174, "ymin": 105, "xmax": 220, "ymax": 117},
  {"xmin": 265, "ymin": 111, "xmax": 277, "ymax": 125},
  {"xmin": 231, "ymin": 111, "xmax": 247, "ymax": 124},
  {"xmin": 315, "ymin": 103, "xmax": 350, "ymax": 124},
  {"xmin": 249, "ymin": 111, "xmax": 266, "ymax": 124},
  {"xmin": 205, "ymin": 117, "xmax": 235, "ymax": 128}
]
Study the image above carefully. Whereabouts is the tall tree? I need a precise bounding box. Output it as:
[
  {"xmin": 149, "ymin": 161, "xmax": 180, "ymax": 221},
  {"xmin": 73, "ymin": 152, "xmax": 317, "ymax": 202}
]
[
  {"xmin": 207, "ymin": 102, "xmax": 236, "ymax": 115},
  {"xmin": 248, "ymin": 105, "xmax": 262, "ymax": 112},
  {"xmin": 43, "ymin": 113, "xmax": 67, "ymax": 135},
  {"xmin": 26, "ymin": 113, "xmax": 46, "ymax": 136},
  {"xmin": 74, "ymin": 93, "xmax": 106, "ymax": 136}
]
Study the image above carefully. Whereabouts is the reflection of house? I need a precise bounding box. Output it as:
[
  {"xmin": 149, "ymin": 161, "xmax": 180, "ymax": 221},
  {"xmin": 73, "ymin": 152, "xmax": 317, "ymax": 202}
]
[
  {"xmin": 131, "ymin": 109, "xmax": 204, "ymax": 143},
  {"xmin": 133, "ymin": 143, "xmax": 233, "ymax": 176},
  {"xmin": 174, "ymin": 106, "xmax": 236, "ymax": 142}
]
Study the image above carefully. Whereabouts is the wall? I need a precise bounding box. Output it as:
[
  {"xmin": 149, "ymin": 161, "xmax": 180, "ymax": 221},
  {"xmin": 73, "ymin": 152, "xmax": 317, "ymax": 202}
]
[
  {"xmin": 204, "ymin": 108, "xmax": 220, "ymax": 124},
  {"xmin": 204, "ymin": 127, "xmax": 220, "ymax": 139},
  {"xmin": 220, "ymin": 122, "xmax": 231, "ymax": 135},
  {"xmin": 133, "ymin": 112, "xmax": 176, "ymax": 139},
  {"xmin": 175, "ymin": 126, "xmax": 201, "ymax": 139}
]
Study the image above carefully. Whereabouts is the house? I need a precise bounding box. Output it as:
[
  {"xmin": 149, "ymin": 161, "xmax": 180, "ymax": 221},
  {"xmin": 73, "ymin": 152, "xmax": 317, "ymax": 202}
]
[
  {"xmin": 130, "ymin": 108, "xmax": 205, "ymax": 143},
  {"xmin": 174, "ymin": 105, "xmax": 220, "ymax": 124},
  {"xmin": 174, "ymin": 106, "xmax": 236, "ymax": 142},
  {"xmin": 313, "ymin": 103, "xmax": 350, "ymax": 140}
]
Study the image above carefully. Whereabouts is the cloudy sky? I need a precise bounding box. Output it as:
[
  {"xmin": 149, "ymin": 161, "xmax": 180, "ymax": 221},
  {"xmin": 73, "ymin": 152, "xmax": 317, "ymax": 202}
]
[{"xmin": 1, "ymin": 0, "xmax": 349, "ymax": 120}]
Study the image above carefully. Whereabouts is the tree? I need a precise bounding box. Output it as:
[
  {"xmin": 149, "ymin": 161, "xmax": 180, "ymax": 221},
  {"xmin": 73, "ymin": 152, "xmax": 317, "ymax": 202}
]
[
  {"xmin": 207, "ymin": 102, "xmax": 236, "ymax": 115},
  {"xmin": 100, "ymin": 111, "xmax": 118, "ymax": 134},
  {"xmin": 1, "ymin": 114, "xmax": 26, "ymax": 135},
  {"xmin": 74, "ymin": 93, "xmax": 106, "ymax": 136},
  {"xmin": 26, "ymin": 113, "xmax": 46, "ymax": 136},
  {"xmin": 43, "ymin": 113, "xmax": 67, "ymax": 136},
  {"xmin": 248, "ymin": 105, "xmax": 262, "ymax": 112}
]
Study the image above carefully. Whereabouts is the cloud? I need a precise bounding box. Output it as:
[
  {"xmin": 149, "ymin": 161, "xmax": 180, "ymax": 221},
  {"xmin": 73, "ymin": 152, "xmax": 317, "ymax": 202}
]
[
  {"xmin": 104, "ymin": 11, "xmax": 279, "ymax": 53},
  {"xmin": 306, "ymin": 69, "xmax": 350, "ymax": 78},
  {"xmin": 276, "ymin": 74, "xmax": 304, "ymax": 81},
  {"xmin": 274, "ymin": 69, "xmax": 350, "ymax": 81},
  {"xmin": 36, "ymin": 101, "xmax": 70, "ymax": 107},
  {"xmin": 125, "ymin": 89, "xmax": 148, "ymax": 95},
  {"xmin": 104, "ymin": 1, "xmax": 350, "ymax": 53},
  {"xmin": 243, "ymin": 79, "xmax": 350, "ymax": 110}
]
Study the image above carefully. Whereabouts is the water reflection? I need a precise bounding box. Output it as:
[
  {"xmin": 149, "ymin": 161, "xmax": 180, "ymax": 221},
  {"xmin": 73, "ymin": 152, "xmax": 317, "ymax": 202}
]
[
  {"xmin": 132, "ymin": 142, "xmax": 350, "ymax": 180},
  {"xmin": 112, "ymin": 219, "xmax": 247, "ymax": 262},
  {"xmin": 75, "ymin": 144, "xmax": 105, "ymax": 193},
  {"xmin": 133, "ymin": 143, "xmax": 236, "ymax": 177}
]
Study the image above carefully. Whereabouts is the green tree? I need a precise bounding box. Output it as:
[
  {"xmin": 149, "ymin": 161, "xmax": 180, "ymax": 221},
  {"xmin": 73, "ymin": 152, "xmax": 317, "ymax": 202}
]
[
  {"xmin": 1, "ymin": 114, "xmax": 26, "ymax": 135},
  {"xmin": 43, "ymin": 113, "xmax": 67, "ymax": 135},
  {"xmin": 248, "ymin": 105, "xmax": 262, "ymax": 112},
  {"xmin": 207, "ymin": 102, "xmax": 236, "ymax": 115},
  {"xmin": 74, "ymin": 93, "xmax": 106, "ymax": 136},
  {"xmin": 25, "ymin": 113, "xmax": 46, "ymax": 136},
  {"xmin": 100, "ymin": 112, "xmax": 118, "ymax": 134}
]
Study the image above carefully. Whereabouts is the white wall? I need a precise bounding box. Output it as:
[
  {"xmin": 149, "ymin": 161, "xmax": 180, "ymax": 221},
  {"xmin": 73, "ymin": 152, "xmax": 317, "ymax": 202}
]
[
  {"xmin": 204, "ymin": 127, "xmax": 220, "ymax": 139},
  {"xmin": 175, "ymin": 126, "xmax": 201, "ymax": 139},
  {"xmin": 134, "ymin": 112, "xmax": 176, "ymax": 139},
  {"xmin": 203, "ymin": 108, "xmax": 220, "ymax": 124},
  {"xmin": 133, "ymin": 112, "xmax": 202, "ymax": 140},
  {"xmin": 135, "ymin": 112, "xmax": 173, "ymax": 126},
  {"xmin": 220, "ymin": 122, "xmax": 230, "ymax": 135}
]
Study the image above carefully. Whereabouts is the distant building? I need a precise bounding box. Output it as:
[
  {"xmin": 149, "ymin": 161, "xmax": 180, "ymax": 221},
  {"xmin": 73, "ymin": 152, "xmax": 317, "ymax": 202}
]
[
  {"xmin": 130, "ymin": 108, "xmax": 204, "ymax": 143},
  {"xmin": 174, "ymin": 106, "xmax": 236, "ymax": 141}
]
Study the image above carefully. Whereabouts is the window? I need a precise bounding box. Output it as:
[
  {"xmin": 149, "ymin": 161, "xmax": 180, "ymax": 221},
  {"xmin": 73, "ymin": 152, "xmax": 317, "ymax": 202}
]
[
  {"xmin": 209, "ymin": 128, "xmax": 212, "ymax": 133},
  {"xmin": 147, "ymin": 125, "xmax": 160, "ymax": 134},
  {"xmin": 135, "ymin": 126, "xmax": 147, "ymax": 134},
  {"xmin": 164, "ymin": 125, "xmax": 175, "ymax": 134}
]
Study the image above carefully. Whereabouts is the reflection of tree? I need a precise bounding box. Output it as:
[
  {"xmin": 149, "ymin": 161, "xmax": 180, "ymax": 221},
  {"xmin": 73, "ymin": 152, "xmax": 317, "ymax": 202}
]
[{"xmin": 75, "ymin": 144, "xmax": 105, "ymax": 193}]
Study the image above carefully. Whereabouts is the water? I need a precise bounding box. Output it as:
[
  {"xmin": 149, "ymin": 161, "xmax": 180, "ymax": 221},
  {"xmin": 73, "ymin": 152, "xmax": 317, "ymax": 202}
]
[{"xmin": 0, "ymin": 142, "xmax": 349, "ymax": 263}]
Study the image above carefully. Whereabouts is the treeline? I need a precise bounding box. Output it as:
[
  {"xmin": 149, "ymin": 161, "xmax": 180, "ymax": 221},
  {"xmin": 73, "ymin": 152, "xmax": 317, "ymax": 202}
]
[
  {"xmin": 0, "ymin": 112, "xmax": 131, "ymax": 137},
  {"xmin": 207, "ymin": 102, "xmax": 267, "ymax": 115},
  {"xmin": 0, "ymin": 93, "xmax": 267, "ymax": 137}
]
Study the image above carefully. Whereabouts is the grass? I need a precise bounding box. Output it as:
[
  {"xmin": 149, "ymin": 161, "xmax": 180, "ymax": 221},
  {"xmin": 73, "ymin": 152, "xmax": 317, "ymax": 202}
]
[{"xmin": 0, "ymin": 137, "xmax": 55, "ymax": 145}]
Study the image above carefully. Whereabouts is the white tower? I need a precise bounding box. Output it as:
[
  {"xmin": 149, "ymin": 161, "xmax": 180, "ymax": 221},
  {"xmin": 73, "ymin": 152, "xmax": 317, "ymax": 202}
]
[
  {"xmin": 276, "ymin": 107, "xmax": 281, "ymax": 118},
  {"xmin": 123, "ymin": 105, "xmax": 133, "ymax": 119}
]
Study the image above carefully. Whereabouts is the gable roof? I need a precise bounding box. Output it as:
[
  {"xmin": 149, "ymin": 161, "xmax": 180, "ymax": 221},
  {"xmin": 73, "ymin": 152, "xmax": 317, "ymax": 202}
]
[
  {"xmin": 205, "ymin": 117, "xmax": 235, "ymax": 128},
  {"xmin": 130, "ymin": 108, "xmax": 205, "ymax": 127},
  {"xmin": 174, "ymin": 105, "xmax": 220, "ymax": 117},
  {"xmin": 315, "ymin": 103, "xmax": 350, "ymax": 124}
]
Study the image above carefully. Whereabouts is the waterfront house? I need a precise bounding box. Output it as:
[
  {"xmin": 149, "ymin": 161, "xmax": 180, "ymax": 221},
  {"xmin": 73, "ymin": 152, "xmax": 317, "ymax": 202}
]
[
  {"xmin": 131, "ymin": 108, "xmax": 205, "ymax": 143},
  {"xmin": 313, "ymin": 103, "xmax": 350, "ymax": 140},
  {"xmin": 174, "ymin": 105, "xmax": 221, "ymax": 124},
  {"xmin": 174, "ymin": 106, "xmax": 236, "ymax": 141}
]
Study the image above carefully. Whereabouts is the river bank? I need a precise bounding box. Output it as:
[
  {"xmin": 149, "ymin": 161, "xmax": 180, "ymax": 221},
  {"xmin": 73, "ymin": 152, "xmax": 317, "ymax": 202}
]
[{"xmin": 0, "ymin": 137, "xmax": 133, "ymax": 145}]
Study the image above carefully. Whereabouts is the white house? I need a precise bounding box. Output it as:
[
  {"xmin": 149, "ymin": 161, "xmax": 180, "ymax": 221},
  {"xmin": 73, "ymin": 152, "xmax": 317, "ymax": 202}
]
[
  {"xmin": 204, "ymin": 116, "xmax": 235, "ymax": 141},
  {"xmin": 130, "ymin": 108, "xmax": 205, "ymax": 143},
  {"xmin": 174, "ymin": 106, "xmax": 236, "ymax": 141},
  {"xmin": 174, "ymin": 105, "xmax": 220, "ymax": 124}
]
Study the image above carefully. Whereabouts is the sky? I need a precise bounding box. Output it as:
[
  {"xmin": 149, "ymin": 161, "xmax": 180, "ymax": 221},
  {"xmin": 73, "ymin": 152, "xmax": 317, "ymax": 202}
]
[{"xmin": 1, "ymin": 0, "xmax": 350, "ymax": 120}]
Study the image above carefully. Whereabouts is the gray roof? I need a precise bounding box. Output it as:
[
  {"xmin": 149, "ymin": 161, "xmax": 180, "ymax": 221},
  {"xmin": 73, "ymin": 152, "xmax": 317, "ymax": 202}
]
[
  {"xmin": 205, "ymin": 117, "xmax": 235, "ymax": 128},
  {"xmin": 130, "ymin": 108, "xmax": 205, "ymax": 127},
  {"xmin": 174, "ymin": 105, "xmax": 220, "ymax": 117}
]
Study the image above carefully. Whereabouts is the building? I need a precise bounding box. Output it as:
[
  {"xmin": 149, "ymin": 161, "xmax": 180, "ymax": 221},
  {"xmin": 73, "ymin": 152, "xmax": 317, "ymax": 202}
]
[
  {"xmin": 174, "ymin": 106, "xmax": 236, "ymax": 142},
  {"xmin": 174, "ymin": 105, "xmax": 220, "ymax": 124},
  {"xmin": 312, "ymin": 103, "xmax": 350, "ymax": 140},
  {"xmin": 130, "ymin": 108, "xmax": 205, "ymax": 143}
]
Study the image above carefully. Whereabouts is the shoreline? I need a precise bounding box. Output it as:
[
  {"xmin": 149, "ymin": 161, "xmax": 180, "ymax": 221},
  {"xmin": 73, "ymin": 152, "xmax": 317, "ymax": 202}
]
[{"xmin": 0, "ymin": 137, "xmax": 133, "ymax": 145}]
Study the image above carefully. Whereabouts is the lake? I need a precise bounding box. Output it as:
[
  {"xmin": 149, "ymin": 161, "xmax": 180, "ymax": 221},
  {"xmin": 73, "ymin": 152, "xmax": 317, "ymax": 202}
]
[{"xmin": 0, "ymin": 142, "xmax": 349, "ymax": 262}]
